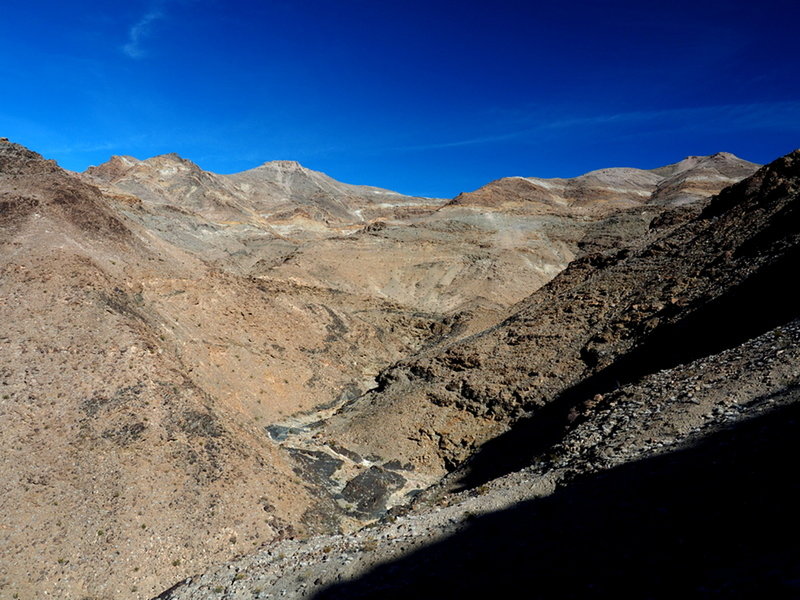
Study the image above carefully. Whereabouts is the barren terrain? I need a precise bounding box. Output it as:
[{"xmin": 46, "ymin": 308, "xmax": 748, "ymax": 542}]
[{"xmin": 4, "ymin": 138, "xmax": 794, "ymax": 600}]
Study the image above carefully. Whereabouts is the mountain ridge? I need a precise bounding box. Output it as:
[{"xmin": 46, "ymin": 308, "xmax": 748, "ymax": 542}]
[{"xmin": 447, "ymin": 151, "xmax": 759, "ymax": 213}]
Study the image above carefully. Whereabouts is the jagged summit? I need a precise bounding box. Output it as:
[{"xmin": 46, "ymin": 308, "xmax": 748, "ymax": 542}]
[
  {"xmin": 154, "ymin": 152, "xmax": 186, "ymax": 161},
  {"xmin": 0, "ymin": 140, "xmax": 133, "ymax": 240},
  {"xmin": 87, "ymin": 153, "xmax": 208, "ymax": 183},
  {"xmin": 0, "ymin": 140, "xmax": 58, "ymax": 176},
  {"xmin": 650, "ymin": 151, "xmax": 757, "ymax": 176},
  {"xmin": 259, "ymin": 159, "xmax": 305, "ymax": 169},
  {"xmin": 142, "ymin": 153, "xmax": 205, "ymax": 173},
  {"xmin": 649, "ymin": 152, "xmax": 761, "ymax": 205},
  {"xmin": 85, "ymin": 153, "xmax": 199, "ymax": 182},
  {"xmin": 682, "ymin": 151, "xmax": 737, "ymax": 161}
]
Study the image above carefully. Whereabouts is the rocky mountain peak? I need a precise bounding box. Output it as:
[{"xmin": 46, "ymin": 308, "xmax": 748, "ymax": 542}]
[
  {"xmin": 0, "ymin": 140, "xmax": 59, "ymax": 176},
  {"xmin": 446, "ymin": 153, "xmax": 759, "ymax": 214},
  {"xmin": 85, "ymin": 155, "xmax": 141, "ymax": 181},
  {"xmin": 652, "ymin": 151, "xmax": 757, "ymax": 177},
  {"xmin": 142, "ymin": 152, "xmax": 203, "ymax": 174},
  {"xmin": 260, "ymin": 159, "xmax": 305, "ymax": 170}
]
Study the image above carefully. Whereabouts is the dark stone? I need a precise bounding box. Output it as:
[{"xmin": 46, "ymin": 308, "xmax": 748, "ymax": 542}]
[
  {"xmin": 180, "ymin": 410, "xmax": 222, "ymax": 438},
  {"xmin": 383, "ymin": 459, "xmax": 415, "ymax": 472},
  {"xmin": 265, "ymin": 424, "xmax": 304, "ymax": 441},
  {"xmin": 329, "ymin": 442, "xmax": 363, "ymax": 463},
  {"xmin": 101, "ymin": 421, "xmax": 146, "ymax": 446},
  {"xmin": 288, "ymin": 448, "xmax": 344, "ymax": 488},
  {"xmin": 342, "ymin": 466, "xmax": 407, "ymax": 518}
]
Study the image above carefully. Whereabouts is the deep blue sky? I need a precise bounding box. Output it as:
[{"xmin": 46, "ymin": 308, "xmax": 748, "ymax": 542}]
[{"xmin": 1, "ymin": 1, "xmax": 798, "ymax": 197}]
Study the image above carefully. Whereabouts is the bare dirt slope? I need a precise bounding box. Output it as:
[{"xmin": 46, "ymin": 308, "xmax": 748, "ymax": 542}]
[{"xmin": 0, "ymin": 142, "xmax": 339, "ymax": 599}]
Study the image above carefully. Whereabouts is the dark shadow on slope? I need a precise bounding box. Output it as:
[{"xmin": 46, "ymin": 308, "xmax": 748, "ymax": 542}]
[
  {"xmin": 314, "ymin": 399, "xmax": 800, "ymax": 600},
  {"xmin": 456, "ymin": 244, "xmax": 800, "ymax": 490},
  {"xmin": 577, "ymin": 243, "xmax": 800, "ymax": 402}
]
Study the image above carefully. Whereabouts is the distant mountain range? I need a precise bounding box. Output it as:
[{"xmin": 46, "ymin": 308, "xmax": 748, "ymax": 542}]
[{"xmin": 449, "ymin": 152, "xmax": 758, "ymax": 211}]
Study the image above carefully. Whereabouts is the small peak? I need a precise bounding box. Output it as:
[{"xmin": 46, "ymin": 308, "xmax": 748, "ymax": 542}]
[
  {"xmin": 143, "ymin": 153, "xmax": 204, "ymax": 173},
  {"xmin": 707, "ymin": 151, "xmax": 744, "ymax": 162},
  {"xmin": 150, "ymin": 152, "xmax": 186, "ymax": 162},
  {"xmin": 0, "ymin": 141, "xmax": 52, "ymax": 171},
  {"xmin": 261, "ymin": 160, "xmax": 304, "ymax": 169},
  {"xmin": 107, "ymin": 155, "xmax": 140, "ymax": 165},
  {"xmin": 683, "ymin": 152, "xmax": 740, "ymax": 163},
  {"xmin": 84, "ymin": 155, "xmax": 141, "ymax": 179}
]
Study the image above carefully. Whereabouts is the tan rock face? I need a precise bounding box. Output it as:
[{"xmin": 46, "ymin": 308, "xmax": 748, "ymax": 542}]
[{"xmin": 0, "ymin": 140, "xmax": 766, "ymax": 599}]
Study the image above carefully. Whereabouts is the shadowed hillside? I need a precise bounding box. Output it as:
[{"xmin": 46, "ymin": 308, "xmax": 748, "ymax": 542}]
[{"xmin": 314, "ymin": 398, "xmax": 800, "ymax": 599}]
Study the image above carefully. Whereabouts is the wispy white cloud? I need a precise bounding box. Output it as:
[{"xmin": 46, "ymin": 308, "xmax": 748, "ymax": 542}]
[
  {"xmin": 122, "ymin": 7, "xmax": 165, "ymax": 59},
  {"xmin": 396, "ymin": 101, "xmax": 800, "ymax": 152},
  {"xmin": 47, "ymin": 136, "xmax": 149, "ymax": 155},
  {"xmin": 542, "ymin": 102, "xmax": 800, "ymax": 131}
]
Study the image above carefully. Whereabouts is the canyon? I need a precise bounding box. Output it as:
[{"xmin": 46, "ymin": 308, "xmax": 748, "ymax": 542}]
[{"xmin": 1, "ymin": 138, "xmax": 796, "ymax": 599}]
